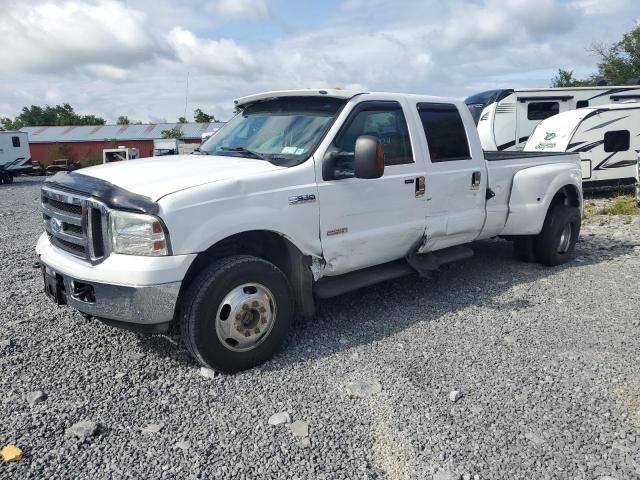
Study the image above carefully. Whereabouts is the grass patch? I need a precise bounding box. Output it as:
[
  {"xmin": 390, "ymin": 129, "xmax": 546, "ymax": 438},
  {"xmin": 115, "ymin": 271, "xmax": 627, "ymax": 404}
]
[{"xmin": 597, "ymin": 195, "xmax": 640, "ymax": 216}]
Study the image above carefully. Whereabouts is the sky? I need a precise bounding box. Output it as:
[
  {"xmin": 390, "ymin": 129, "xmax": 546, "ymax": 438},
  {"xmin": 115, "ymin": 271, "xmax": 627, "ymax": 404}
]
[{"xmin": 0, "ymin": 0, "xmax": 638, "ymax": 123}]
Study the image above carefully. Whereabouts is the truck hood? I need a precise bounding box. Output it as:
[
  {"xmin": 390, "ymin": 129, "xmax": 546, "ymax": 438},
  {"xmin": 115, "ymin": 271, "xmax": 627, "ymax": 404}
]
[{"xmin": 77, "ymin": 155, "xmax": 284, "ymax": 200}]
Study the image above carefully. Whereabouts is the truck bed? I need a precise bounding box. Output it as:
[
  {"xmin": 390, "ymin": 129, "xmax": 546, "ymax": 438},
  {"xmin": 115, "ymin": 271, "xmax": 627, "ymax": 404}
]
[{"xmin": 484, "ymin": 151, "xmax": 577, "ymax": 161}]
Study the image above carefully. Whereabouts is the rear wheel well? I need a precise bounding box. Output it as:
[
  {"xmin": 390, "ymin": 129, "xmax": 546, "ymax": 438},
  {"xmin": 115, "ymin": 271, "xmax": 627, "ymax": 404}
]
[
  {"xmin": 549, "ymin": 184, "xmax": 580, "ymax": 210},
  {"xmin": 179, "ymin": 231, "xmax": 315, "ymax": 319}
]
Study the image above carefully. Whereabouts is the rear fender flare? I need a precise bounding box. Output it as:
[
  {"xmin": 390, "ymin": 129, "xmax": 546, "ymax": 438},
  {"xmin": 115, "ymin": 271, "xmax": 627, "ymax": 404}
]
[{"xmin": 501, "ymin": 163, "xmax": 582, "ymax": 236}]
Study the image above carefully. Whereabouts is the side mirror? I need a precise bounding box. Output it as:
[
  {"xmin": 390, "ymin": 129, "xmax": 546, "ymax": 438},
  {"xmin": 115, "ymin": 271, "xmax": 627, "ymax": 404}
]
[
  {"xmin": 322, "ymin": 135, "xmax": 385, "ymax": 181},
  {"xmin": 354, "ymin": 135, "xmax": 385, "ymax": 179}
]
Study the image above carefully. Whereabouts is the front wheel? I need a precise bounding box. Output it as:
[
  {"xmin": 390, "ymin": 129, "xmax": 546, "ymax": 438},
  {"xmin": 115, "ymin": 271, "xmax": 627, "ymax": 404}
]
[
  {"xmin": 180, "ymin": 255, "xmax": 293, "ymax": 373},
  {"xmin": 534, "ymin": 204, "xmax": 581, "ymax": 266}
]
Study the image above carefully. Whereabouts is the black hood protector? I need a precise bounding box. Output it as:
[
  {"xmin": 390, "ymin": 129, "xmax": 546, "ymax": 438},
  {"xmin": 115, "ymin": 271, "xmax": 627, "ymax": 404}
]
[{"xmin": 45, "ymin": 171, "xmax": 159, "ymax": 215}]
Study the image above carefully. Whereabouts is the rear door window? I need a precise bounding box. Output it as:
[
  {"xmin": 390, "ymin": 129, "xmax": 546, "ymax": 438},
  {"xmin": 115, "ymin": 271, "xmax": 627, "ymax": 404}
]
[{"xmin": 417, "ymin": 103, "xmax": 471, "ymax": 162}]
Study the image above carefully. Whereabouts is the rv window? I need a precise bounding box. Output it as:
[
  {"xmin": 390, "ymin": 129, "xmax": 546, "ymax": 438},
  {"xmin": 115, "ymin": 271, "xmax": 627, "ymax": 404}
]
[
  {"xmin": 417, "ymin": 103, "xmax": 471, "ymax": 162},
  {"xmin": 527, "ymin": 102, "xmax": 559, "ymax": 120},
  {"xmin": 576, "ymin": 100, "xmax": 589, "ymax": 109},
  {"xmin": 12, "ymin": 136, "xmax": 20, "ymax": 147},
  {"xmin": 604, "ymin": 130, "xmax": 630, "ymax": 152}
]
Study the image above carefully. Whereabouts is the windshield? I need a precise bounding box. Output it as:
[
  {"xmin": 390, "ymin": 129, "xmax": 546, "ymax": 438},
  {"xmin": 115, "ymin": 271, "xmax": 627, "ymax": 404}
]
[
  {"xmin": 464, "ymin": 89, "xmax": 510, "ymax": 125},
  {"xmin": 199, "ymin": 97, "xmax": 346, "ymax": 166}
]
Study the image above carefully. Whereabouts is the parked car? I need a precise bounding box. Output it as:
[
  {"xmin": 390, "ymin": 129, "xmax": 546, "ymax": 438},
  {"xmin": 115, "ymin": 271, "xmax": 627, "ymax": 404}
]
[
  {"xmin": 37, "ymin": 89, "xmax": 583, "ymax": 372},
  {"xmin": 45, "ymin": 159, "xmax": 81, "ymax": 174}
]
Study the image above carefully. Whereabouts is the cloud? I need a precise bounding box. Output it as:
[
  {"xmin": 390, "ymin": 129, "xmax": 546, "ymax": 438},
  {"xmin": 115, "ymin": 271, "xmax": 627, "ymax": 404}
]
[
  {"xmin": 216, "ymin": 0, "xmax": 270, "ymax": 21},
  {"xmin": 0, "ymin": 0, "xmax": 638, "ymax": 123},
  {"xmin": 165, "ymin": 27, "xmax": 258, "ymax": 76},
  {"xmin": 0, "ymin": 0, "xmax": 169, "ymax": 74}
]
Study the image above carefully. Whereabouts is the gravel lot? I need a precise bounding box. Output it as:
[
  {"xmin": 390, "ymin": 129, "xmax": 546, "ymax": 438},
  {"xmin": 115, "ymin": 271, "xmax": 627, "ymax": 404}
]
[{"xmin": 1, "ymin": 176, "xmax": 639, "ymax": 479}]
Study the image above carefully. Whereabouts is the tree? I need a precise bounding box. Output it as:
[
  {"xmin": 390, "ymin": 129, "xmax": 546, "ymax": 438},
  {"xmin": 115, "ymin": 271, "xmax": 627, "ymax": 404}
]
[
  {"xmin": 591, "ymin": 25, "xmax": 640, "ymax": 85},
  {"xmin": 550, "ymin": 69, "xmax": 593, "ymax": 88},
  {"xmin": 0, "ymin": 103, "xmax": 105, "ymax": 129},
  {"xmin": 193, "ymin": 108, "xmax": 217, "ymax": 123},
  {"xmin": 161, "ymin": 126, "xmax": 183, "ymax": 139},
  {"xmin": 177, "ymin": 116, "xmax": 188, "ymax": 123},
  {"xmin": 117, "ymin": 116, "xmax": 130, "ymax": 125}
]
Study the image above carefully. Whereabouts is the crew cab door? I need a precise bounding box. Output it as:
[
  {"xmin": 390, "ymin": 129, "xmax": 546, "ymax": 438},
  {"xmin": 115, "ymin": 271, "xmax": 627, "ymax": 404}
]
[
  {"xmin": 415, "ymin": 102, "xmax": 487, "ymax": 251},
  {"xmin": 317, "ymin": 100, "xmax": 427, "ymax": 276}
]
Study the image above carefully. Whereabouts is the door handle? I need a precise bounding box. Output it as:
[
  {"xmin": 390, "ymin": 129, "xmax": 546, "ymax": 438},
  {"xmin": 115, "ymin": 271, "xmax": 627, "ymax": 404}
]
[
  {"xmin": 471, "ymin": 171, "xmax": 481, "ymax": 190},
  {"xmin": 415, "ymin": 176, "xmax": 425, "ymax": 197}
]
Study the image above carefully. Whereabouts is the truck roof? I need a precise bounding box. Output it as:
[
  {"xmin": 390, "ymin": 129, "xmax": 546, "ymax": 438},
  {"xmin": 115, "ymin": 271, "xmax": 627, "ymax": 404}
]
[
  {"xmin": 234, "ymin": 89, "xmax": 365, "ymax": 107},
  {"xmin": 234, "ymin": 89, "xmax": 464, "ymax": 108}
]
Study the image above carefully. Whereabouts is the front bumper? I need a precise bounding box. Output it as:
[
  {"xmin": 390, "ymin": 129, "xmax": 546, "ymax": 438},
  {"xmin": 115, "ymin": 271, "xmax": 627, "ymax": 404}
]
[
  {"xmin": 36, "ymin": 233, "xmax": 196, "ymax": 327},
  {"xmin": 40, "ymin": 260, "xmax": 181, "ymax": 325}
]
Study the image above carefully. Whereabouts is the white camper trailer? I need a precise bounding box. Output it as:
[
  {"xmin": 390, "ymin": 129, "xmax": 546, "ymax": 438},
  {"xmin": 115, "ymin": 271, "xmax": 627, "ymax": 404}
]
[
  {"xmin": 524, "ymin": 103, "xmax": 640, "ymax": 186},
  {"xmin": 0, "ymin": 131, "xmax": 32, "ymax": 184},
  {"xmin": 465, "ymin": 86, "xmax": 640, "ymax": 152}
]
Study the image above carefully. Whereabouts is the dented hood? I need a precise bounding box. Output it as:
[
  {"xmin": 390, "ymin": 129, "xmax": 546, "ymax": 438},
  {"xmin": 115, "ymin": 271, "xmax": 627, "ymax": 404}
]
[{"xmin": 72, "ymin": 155, "xmax": 283, "ymax": 201}]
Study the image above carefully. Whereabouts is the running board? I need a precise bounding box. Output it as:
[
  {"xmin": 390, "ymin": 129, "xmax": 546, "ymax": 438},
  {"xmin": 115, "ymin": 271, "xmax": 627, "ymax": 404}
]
[
  {"xmin": 407, "ymin": 245, "xmax": 474, "ymax": 275},
  {"xmin": 314, "ymin": 260, "xmax": 414, "ymax": 299}
]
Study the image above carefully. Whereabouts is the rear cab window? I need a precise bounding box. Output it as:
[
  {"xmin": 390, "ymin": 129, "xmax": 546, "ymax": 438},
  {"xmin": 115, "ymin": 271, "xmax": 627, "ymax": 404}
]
[
  {"xmin": 416, "ymin": 103, "xmax": 471, "ymax": 162},
  {"xmin": 12, "ymin": 136, "xmax": 20, "ymax": 148}
]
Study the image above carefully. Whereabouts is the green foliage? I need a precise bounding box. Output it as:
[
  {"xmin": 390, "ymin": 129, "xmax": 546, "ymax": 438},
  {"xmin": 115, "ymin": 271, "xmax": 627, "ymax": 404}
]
[
  {"xmin": 552, "ymin": 26, "xmax": 640, "ymax": 87},
  {"xmin": 177, "ymin": 116, "xmax": 188, "ymax": 124},
  {"xmin": 116, "ymin": 116, "xmax": 130, "ymax": 125},
  {"xmin": 593, "ymin": 26, "xmax": 640, "ymax": 85},
  {"xmin": 161, "ymin": 126, "xmax": 183, "ymax": 139},
  {"xmin": 193, "ymin": 108, "xmax": 217, "ymax": 123},
  {"xmin": 78, "ymin": 154, "xmax": 102, "ymax": 168},
  {"xmin": 550, "ymin": 69, "xmax": 593, "ymax": 87},
  {"xmin": 597, "ymin": 195, "xmax": 640, "ymax": 216},
  {"xmin": 0, "ymin": 104, "xmax": 105, "ymax": 130}
]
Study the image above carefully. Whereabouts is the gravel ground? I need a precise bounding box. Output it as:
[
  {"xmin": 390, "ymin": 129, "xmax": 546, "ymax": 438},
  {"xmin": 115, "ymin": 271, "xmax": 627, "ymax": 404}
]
[{"xmin": 1, "ymin": 176, "xmax": 639, "ymax": 480}]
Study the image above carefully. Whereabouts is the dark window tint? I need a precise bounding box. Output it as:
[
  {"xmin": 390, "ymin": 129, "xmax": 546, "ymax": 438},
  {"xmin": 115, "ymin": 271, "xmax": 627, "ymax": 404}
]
[
  {"xmin": 335, "ymin": 103, "xmax": 413, "ymax": 166},
  {"xmin": 527, "ymin": 102, "xmax": 559, "ymax": 120},
  {"xmin": 576, "ymin": 100, "xmax": 589, "ymax": 109},
  {"xmin": 11, "ymin": 136, "xmax": 20, "ymax": 147},
  {"xmin": 417, "ymin": 103, "xmax": 471, "ymax": 162},
  {"xmin": 604, "ymin": 130, "xmax": 630, "ymax": 152}
]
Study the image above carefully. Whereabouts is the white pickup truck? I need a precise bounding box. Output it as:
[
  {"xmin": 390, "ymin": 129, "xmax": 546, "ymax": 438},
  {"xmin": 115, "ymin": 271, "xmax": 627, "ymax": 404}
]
[{"xmin": 37, "ymin": 89, "xmax": 582, "ymax": 372}]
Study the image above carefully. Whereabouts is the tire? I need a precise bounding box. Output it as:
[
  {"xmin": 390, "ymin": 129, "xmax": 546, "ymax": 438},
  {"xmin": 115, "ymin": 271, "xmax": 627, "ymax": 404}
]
[
  {"xmin": 6, "ymin": 174, "xmax": 13, "ymax": 184},
  {"xmin": 534, "ymin": 204, "xmax": 581, "ymax": 266},
  {"xmin": 180, "ymin": 255, "xmax": 293, "ymax": 373},
  {"xmin": 513, "ymin": 236, "xmax": 536, "ymax": 262}
]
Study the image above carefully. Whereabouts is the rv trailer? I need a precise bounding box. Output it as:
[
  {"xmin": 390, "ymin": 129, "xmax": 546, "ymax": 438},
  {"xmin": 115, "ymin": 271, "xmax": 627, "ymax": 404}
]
[
  {"xmin": 524, "ymin": 103, "xmax": 640, "ymax": 187},
  {"xmin": 0, "ymin": 131, "xmax": 32, "ymax": 184},
  {"xmin": 465, "ymin": 86, "xmax": 640, "ymax": 152}
]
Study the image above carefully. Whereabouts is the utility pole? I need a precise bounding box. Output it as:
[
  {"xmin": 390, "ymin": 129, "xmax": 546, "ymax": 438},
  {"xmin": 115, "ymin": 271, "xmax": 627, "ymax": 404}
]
[{"xmin": 184, "ymin": 71, "xmax": 190, "ymax": 121}]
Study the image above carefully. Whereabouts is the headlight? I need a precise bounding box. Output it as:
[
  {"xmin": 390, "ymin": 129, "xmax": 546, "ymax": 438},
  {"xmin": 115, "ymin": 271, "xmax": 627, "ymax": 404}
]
[{"xmin": 109, "ymin": 210, "xmax": 170, "ymax": 256}]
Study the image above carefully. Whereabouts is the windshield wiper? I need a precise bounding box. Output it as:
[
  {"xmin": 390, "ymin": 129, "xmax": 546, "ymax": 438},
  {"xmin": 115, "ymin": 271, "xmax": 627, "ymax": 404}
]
[{"xmin": 218, "ymin": 147, "xmax": 267, "ymax": 160}]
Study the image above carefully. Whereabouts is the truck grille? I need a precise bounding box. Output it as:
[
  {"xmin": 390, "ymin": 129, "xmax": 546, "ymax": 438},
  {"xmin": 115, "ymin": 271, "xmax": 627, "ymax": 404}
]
[{"xmin": 41, "ymin": 186, "xmax": 108, "ymax": 263}]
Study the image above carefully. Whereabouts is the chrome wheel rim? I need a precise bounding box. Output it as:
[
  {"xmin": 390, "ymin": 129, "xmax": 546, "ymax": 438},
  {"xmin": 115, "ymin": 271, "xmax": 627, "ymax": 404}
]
[
  {"xmin": 558, "ymin": 223, "xmax": 572, "ymax": 254},
  {"xmin": 215, "ymin": 283, "xmax": 276, "ymax": 352}
]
